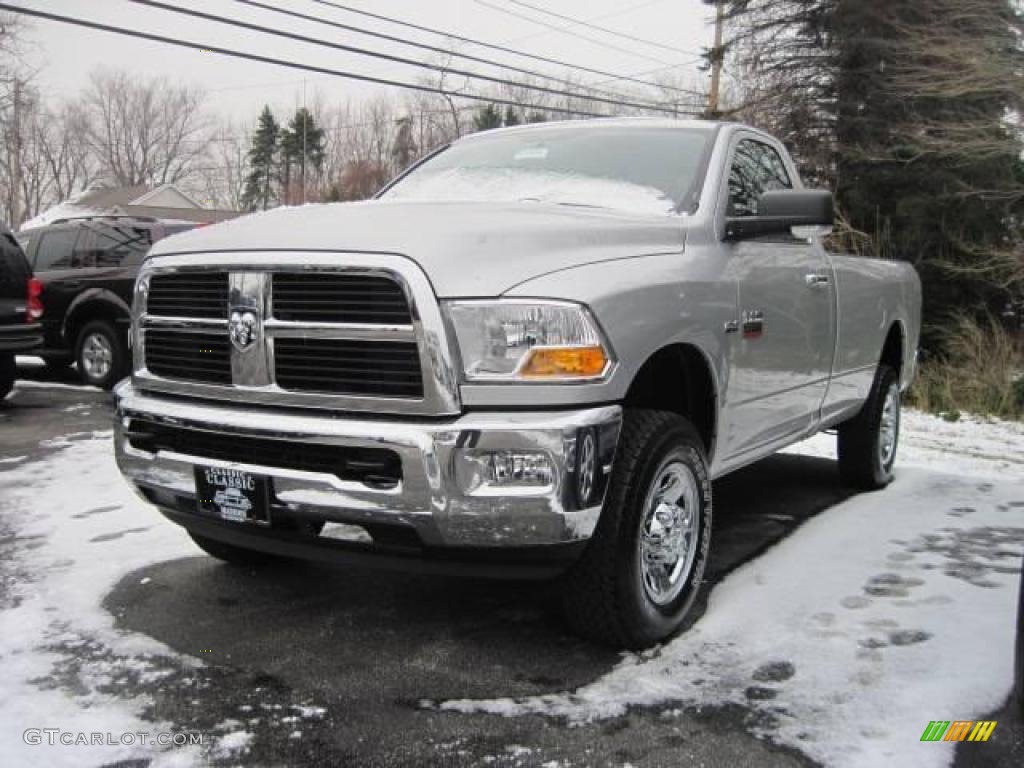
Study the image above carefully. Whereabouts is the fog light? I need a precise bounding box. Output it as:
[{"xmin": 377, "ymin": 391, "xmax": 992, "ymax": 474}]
[
  {"xmin": 455, "ymin": 450, "xmax": 554, "ymax": 494},
  {"xmin": 488, "ymin": 451, "xmax": 553, "ymax": 486}
]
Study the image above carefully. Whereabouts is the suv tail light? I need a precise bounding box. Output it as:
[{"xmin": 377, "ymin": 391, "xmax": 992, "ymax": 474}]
[{"xmin": 26, "ymin": 278, "xmax": 43, "ymax": 322}]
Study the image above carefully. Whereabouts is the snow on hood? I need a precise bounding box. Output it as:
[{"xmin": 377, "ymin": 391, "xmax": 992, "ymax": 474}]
[{"xmin": 147, "ymin": 200, "xmax": 688, "ymax": 297}]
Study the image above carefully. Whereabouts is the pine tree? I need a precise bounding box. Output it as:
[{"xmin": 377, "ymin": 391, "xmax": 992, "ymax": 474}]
[
  {"xmin": 241, "ymin": 106, "xmax": 279, "ymax": 211},
  {"xmin": 473, "ymin": 103, "xmax": 503, "ymax": 132},
  {"xmin": 726, "ymin": 0, "xmax": 1024, "ymax": 347},
  {"xmin": 279, "ymin": 107, "xmax": 325, "ymax": 205}
]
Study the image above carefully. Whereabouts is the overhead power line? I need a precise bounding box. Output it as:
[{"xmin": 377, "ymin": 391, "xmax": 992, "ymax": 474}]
[
  {"xmin": 125, "ymin": 0, "xmax": 692, "ymax": 116},
  {"xmin": 302, "ymin": 0, "xmax": 701, "ymax": 98},
  {"xmin": 228, "ymin": 0, "xmax": 675, "ymax": 108},
  {"xmin": 503, "ymin": 0, "xmax": 701, "ymax": 57},
  {"xmin": 0, "ymin": 3, "xmax": 611, "ymax": 118},
  {"xmin": 473, "ymin": 0, "xmax": 673, "ymax": 66}
]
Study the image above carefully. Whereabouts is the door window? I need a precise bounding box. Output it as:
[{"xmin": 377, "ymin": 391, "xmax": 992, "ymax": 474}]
[
  {"xmin": 33, "ymin": 228, "xmax": 80, "ymax": 271},
  {"xmin": 727, "ymin": 140, "xmax": 793, "ymax": 217},
  {"xmin": 79, "ymin": 223, "xmax": 154, "ymax": 267}
]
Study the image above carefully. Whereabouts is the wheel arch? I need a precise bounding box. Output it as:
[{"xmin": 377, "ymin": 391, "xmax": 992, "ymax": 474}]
[
  {"xmin": 623, "ymin": 343, "xmax": 718, "ymax": 460},
  {"xmin": 63, "ymin": 290, "xmax": 131, "ymax": 346},
  {"xmin": 880, "ymin": 320, "xmax": 905, "ymax": 378}
]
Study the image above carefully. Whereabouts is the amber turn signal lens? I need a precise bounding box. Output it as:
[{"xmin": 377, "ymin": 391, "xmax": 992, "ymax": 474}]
[{"xmin": 518, "ymin": 346, "xmax": 608, "ymax": 378}]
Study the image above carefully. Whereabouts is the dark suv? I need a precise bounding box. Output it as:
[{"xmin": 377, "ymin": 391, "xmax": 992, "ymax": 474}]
[
  {"xmin": 0, "ymin": 225, "xmax": 42, "ymax": 399},
  {"xmin": 18, "ymin": 216, "xmax": 197, "ymax": 388}
]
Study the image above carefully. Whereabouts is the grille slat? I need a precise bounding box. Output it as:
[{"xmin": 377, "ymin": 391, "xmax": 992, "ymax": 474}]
[
  {"xmin": 145, "ymin": 329, "xmax": 231, "ymax": 384},
  {"xmin": 148, "ymin": 273, "xmax": 228, "ymax": 319},
  {"xmin": 272, "ymin": 273, "xmax": 411, "ymax": 324},
  {"xmin": 127, "ymin": 420, "xmax": 402, "ymax": 489},
  {"xmin": 275, "ymin": 338, "xmax": 423, "ymax": 398}
]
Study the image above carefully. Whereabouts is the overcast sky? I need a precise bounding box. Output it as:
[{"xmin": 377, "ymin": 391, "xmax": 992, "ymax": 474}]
[{"xmin": 18, "ymin": 0, "xmax": 714, "ymax": 127}]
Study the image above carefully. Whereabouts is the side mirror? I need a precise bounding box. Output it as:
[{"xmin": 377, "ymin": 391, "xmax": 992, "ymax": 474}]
[{"xmin": 724, "ymin": 189, "xmax": 834, "ymax": 241}]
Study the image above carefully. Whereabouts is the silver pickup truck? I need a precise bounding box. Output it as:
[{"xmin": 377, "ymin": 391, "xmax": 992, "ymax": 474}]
[{"xmin": 113, "ymin": 119, "xmax": 921, "ymax": 648}]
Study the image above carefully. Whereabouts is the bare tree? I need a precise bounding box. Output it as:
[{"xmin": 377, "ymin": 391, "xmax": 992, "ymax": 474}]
[
  {"xmin": 81, "ymin": 69, "xmax": 210, "ymax": 187},
  {"xmin": 38, "ymin": 101, "xmax": 96, "ymax": 202},
  {"xmin": 201, "ymin": 122, "xmax": 248, "ymax": 212}
]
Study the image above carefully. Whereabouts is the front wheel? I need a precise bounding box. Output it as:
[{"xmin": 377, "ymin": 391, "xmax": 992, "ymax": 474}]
[
  {"xmin": 76, "ymin": 320, "xmax": 128, "ymax": 389},
  {"xmin": 837, "ymin": 364, "xmax": 901, "ymax": 490},
  {"xmin": 561, "ymin": 410, "xmax": 712, "ymax": 649}
]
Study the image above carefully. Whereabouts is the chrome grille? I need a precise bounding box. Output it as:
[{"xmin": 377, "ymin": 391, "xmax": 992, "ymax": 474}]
[
  {"xmin": 272, "ymin": 273, "xmax": 411, "ymax": 324},
  {"xmin": 274, "ymin": 338, "xmax": 423, "ymax": 398},
  {"xmin": 144, "ymin": 329, "xmax": 231, "ymax": 384},
  {"xmin": 147, "ymin": 272, "xmax": 228, "ymax": 318},
  {"xmin": 133, "ymin": 255, "xmax": 459, "ymax": 416}
]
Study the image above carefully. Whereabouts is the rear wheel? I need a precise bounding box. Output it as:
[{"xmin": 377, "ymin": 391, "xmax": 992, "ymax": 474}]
[
  {"xmin": 0, "ymin": 354, "xmax": 14, "ymax": 400},
  {"xmin": 76, "ymin": 320, "xmax": 128, "ymax": 389},
  {"xmin": 561, "ymin": 409, "xmax": 712, "ymax": 649},
  {"xmin": 188, "ymin": 532, "xmax": 284, "ymax": 566},
  {"xmin": 837, "ymin": 364, "xmax": 900, "ymax": 490}
]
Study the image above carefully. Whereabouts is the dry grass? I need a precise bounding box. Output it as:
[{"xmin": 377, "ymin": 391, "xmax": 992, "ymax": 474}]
[{"xmin": 908, "ymin": 315, "xmax": 1024, "ymax": 421}]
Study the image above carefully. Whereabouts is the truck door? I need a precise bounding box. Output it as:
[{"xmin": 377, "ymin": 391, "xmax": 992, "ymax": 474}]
[{"xmin": 718, "ymin": 137, "xmax": 835, "ymax": 462}]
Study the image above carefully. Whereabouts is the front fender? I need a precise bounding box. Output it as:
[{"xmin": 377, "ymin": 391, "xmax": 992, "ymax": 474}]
[
  {"xmin": 454, "ymin": 249, "xmax": 732, "ymax": 410},
  {"xmin": 62, "ymin": 288, "xmax": 132, "ymax": 342}
]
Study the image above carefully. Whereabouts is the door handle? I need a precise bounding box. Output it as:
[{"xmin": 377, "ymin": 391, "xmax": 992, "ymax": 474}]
[{"xmin": 805, "ymin": 273, "xmax": 830, "ymax": 287}]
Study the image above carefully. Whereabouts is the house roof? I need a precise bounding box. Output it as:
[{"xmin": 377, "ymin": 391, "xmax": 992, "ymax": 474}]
[
  {"xmin": 131, "ymin": 184, "xmax": 206, "ymax": 208},
  {"xmin": 20, "ymin": 183, "xmax": 241, "ymax": 230},
  {"xmin": 74, "ymin": 184, "xmax": 151, "ymax": 209}
]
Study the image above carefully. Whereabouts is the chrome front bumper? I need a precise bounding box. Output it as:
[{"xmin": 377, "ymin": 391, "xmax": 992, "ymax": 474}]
[{"xmin": 113, "ymin": 380, "xmax": 621, "ymax": 549}]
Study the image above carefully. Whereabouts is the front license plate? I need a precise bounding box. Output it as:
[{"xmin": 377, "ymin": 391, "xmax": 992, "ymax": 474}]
[{"xmin": 195, "ymin": 466, "xmax": 270, "ymax": 524}]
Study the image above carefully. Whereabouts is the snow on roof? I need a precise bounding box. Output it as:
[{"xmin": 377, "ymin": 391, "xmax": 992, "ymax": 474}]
[{"xmin": 19, "ymin": 202, "xmax": 107, "ymax": 231}]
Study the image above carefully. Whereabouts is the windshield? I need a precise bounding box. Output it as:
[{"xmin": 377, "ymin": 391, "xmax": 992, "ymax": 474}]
[{"xmin": 381, "ymin": 125, "xmax": 715, "ymax": 216}]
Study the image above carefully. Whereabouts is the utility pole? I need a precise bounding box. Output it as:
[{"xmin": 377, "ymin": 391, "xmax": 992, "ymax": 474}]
[
  {"xmin": 707, "ymin": 0, "xmax": 725, "ymax": 118},
  {"xmin": 301, "ymin": 79, "xmax": 307, "ymax": 205},
  {"xmin": 10, "ymin": 78, "xmax": 22, "ymax": 227}
]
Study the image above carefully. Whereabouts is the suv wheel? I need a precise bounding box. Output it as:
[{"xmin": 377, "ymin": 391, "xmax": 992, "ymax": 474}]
[
  {"xmin": 76, "ymin": 320, "xmax": 128, "ymax": 389},
  {"xmin": 561, "ymin": 409, "xmax": 712, "ymax": 649},
  {"xmin": 0, "ymin": 354, "xmax": 14, "ymax": 400}
]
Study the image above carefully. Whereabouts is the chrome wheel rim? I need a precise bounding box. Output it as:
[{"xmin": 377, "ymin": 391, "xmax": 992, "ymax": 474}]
[
  {"xmin": 81, "ymin": 332, "xmax": 113, "ymax": 380},
  {"xmin": 878, "ymin": 381, "xmax": 900, "ymax": 468},
  {"xmin": 639, "ymin": 460, "xmax": 701, "ymax": 606}
]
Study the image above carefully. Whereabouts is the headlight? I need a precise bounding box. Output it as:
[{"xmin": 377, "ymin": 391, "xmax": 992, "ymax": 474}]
[{"xmin": 444, "ymin": 300, "xmax": 613, "ymax": 382}]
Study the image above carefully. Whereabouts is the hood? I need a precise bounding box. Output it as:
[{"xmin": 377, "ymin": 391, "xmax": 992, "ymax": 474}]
[{"xmin": 148, "ymin": 200, "xmax": 687, "ymax": 297}]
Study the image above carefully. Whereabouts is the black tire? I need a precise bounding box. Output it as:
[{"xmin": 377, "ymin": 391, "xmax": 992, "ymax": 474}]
[
  {"xmin": 0, "ymin": 354, "xmax": 14, "ymax": 400},
  {"xmin": 561, "ymin": 410, "xmax": 712, "ymax": 649},
  {"xmin": 837, "ymin": 364, "xmax": 901, "ymax": 490},
  {"xmin": 188, "ymin": 532, "xmax": 283, "ymax": 566},
  {"xmin": 75, "ymin": 319, "xmax": 128, "ymax": 389}
]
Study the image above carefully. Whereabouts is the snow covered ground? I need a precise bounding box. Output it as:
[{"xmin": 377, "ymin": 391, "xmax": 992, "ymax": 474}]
[
  {"xmin": 0, "ymin": 409, "xmax": 1020, "ymax": 766},
  {"xmin": 0, "ymin": 431, "xmax": 327, "ymax": 766},
  {"xmin": 444, "ymin": 411, "xmax": 1024, "ymax": 767}
]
